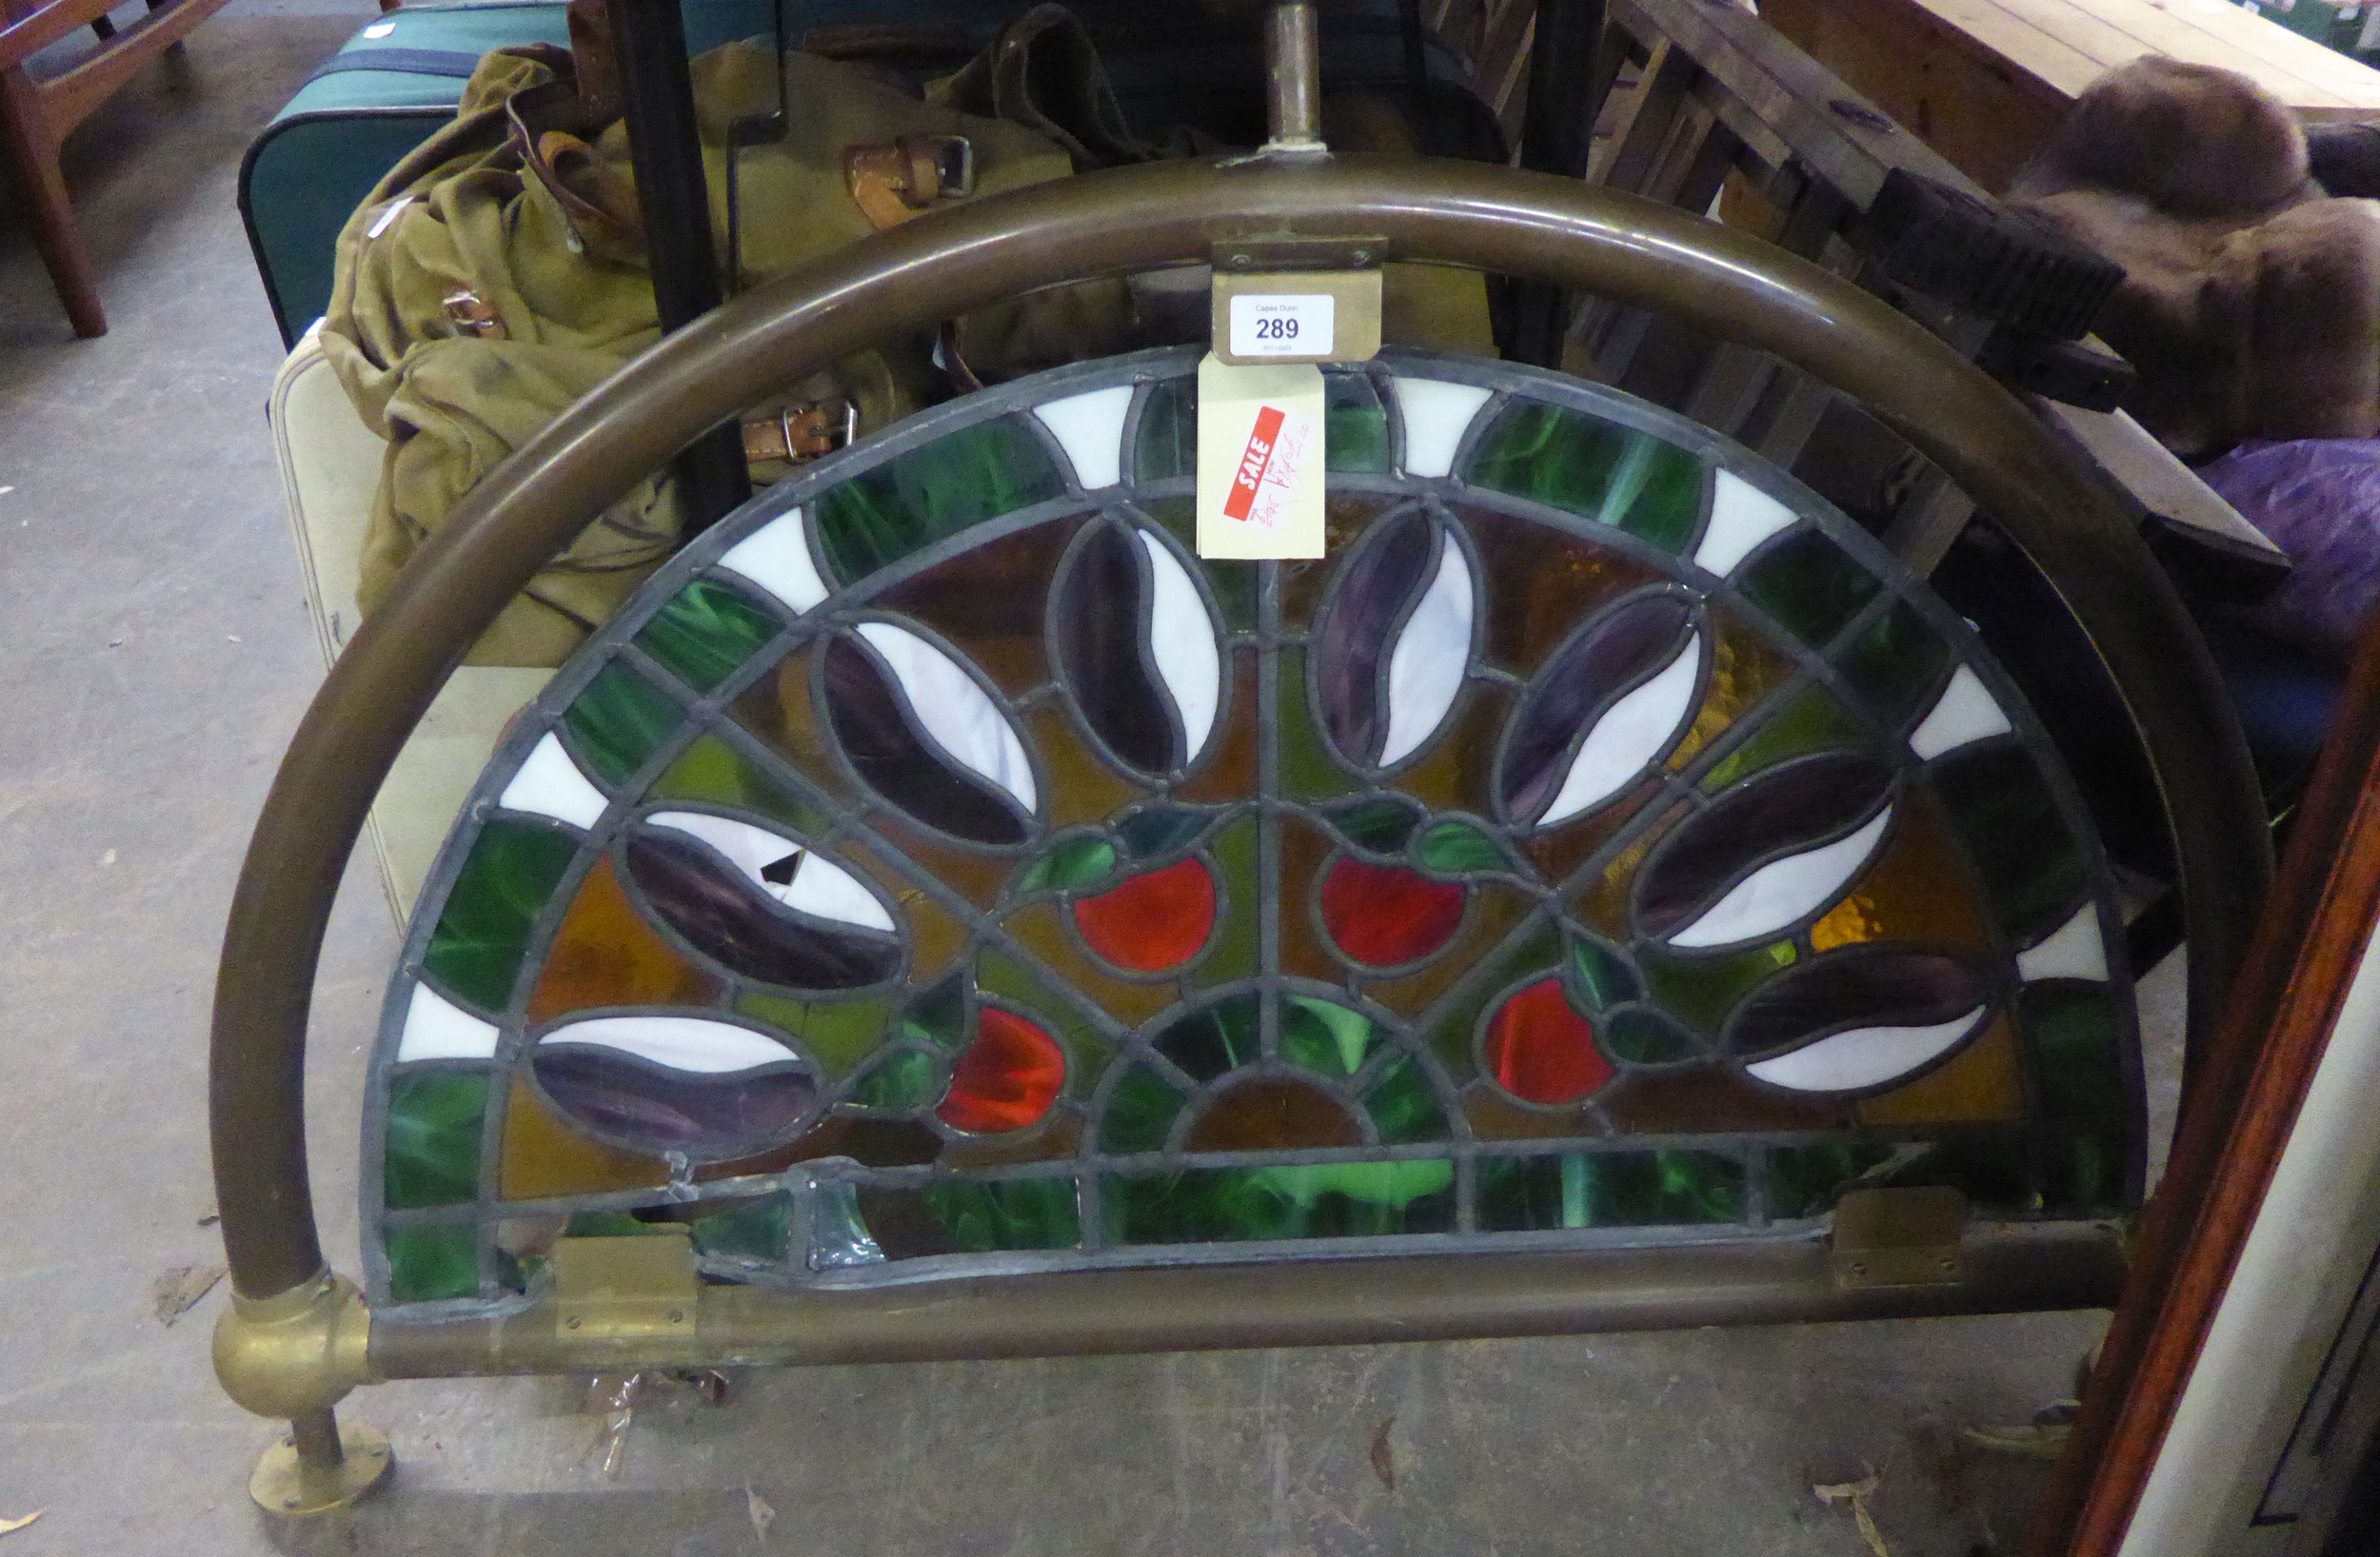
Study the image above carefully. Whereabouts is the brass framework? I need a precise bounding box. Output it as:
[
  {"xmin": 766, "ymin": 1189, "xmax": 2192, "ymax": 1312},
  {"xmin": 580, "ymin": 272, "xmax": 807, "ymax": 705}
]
[{"xmin": 208, "ymin": 152, "xmax": 2269, "ymax": 1502}]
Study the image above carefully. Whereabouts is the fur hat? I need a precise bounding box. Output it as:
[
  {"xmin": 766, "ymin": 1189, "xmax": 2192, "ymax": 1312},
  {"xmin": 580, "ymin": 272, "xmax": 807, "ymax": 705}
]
[{"xmin": 2012, "ymin": 57, "xmax": 2313, "ymax": 221}]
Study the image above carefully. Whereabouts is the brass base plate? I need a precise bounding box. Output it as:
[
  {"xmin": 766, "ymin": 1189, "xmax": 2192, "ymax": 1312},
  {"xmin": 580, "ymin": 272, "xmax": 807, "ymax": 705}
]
[{"xmin": 249, "ymin": 1424, "xmax": 394, "ymax": 1516}]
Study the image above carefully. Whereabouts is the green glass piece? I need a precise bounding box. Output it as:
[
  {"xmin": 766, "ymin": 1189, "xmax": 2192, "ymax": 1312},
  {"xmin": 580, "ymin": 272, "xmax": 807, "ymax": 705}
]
[
  {"xmin": 1463, "ymin": 401, "xmax": 1706, "ymax": 553},
  {"xmin": 1325, "ymin": 797, "xmax": 1423, "ymax": 853},
  {"xmin": 560, "ymin": 1211, "xmax": 656, "ymax": 1237},
  {"xmin": 633, "ymin": 578, "xmax": 781, "ymax": 693},
  {"xmin": 2041, "ymin": 1131, "xmax": 2133, "ymax": 1212},
  {"xmin": 423, "ymin": 820, "xmax": 577, "ymax": 1011},
  {"xmin": 1598, "ymin": 1006, "xmax": 1701, "ymax": 1064},
  {"xmin": 1323, "ymin": 372, "xmax": 1392, "ymax": 473},
  {"xmin": 1279, "ymin": 649, "xmax": 1360, "ymax": 801},
  {"xmin": 1100, "ymin": 1064, "xmax": 1188, "ymax": 1153},
  {"xmin": 1835, "ymin": 603, "xmax": 1954, "ymax": 732},
  {"xmin": 735, "ymin": 991, "xmax": 898, "ymax": 1078},
  {"xmin": 2023, "ymin": 984, "xmax": 2127, "ymax": 1121},
  {"xmin": 1639, "ymin": 939, "xmax": 1795, "ymax": 1039},
  {"xmin": 690, "ymin": 1195, "xmax": 793, "ymax": 1263},
  {"xmin": 649, "ymin": 734, "xmax": 836, "ymax": 837},
  {"xmin": 1132, "ymin": 378, "xmax": 1196, "ymax": 483},
  {"xmin": 808, "ymin": 1179, "xmax": 884, "ymax": 1268},
  {"xmin": 1118, "ymin": 805, "xmax": 1210, "ymax": 860},
  {"xmin": 919, "ymin": 1177, "xmax": 1081, "ymax": 1252},
  {"xmin": 1278, "ymin": 996, "xmax": 1381, "ymax": 1077},
  {"xmin": 1020, "ymin": 835, "xmax": 1119, "ymax": 894},
  {"xmin": 900, "ymin": 976, "xmax": 969, "ymax": 1051},
  {"xmin": 383, "ymin": 1070, "xmax": 487, "ymax": 1210},
  {"xmin": 1416, "ymin": 818, "xmax": 1504, "ymax": 875},
  {"xmin": 385, "ymin": 1223, "xmax": 478, "ymax": 1303},
  {"xmin": 1698, "ymin": 682, "xmax": 1868, "ymax": 793},
  {"xmin": 1362, "ymin": 1057, "xmax": 1451, "ymax": 1143},
  {"xmin": 1153, "ymin": 992, "xmax": 1263, "ymax": 1081},
  {"xmin": 1761, "ymin": 1141, "xmax": 1898, "ymax": 1219},
  {"xmin": 850, "ymin": 1046, "xmax": 942, "ymax": 1110},
  {"xmin": 1931, "ymin": 745, "xmax": 2086, "ymax": 938},
  {"xmin": 1478, "ymin": 1150, "xmax": 1745, "ymax": 1231},
  {"xmin": 814, "ymin": 417, "xmax": 1064, "ymax": 583},
  {"xmin": 1567, "ymin": 934, "xmax": 1640, "ymax": 1012},
  {"xmin": 561, "ymin": 660, "xmax": 681, "ymax": 785},
  {"xmin": 1102, "ymin": 1160, "xmax": 1457, "ymax": 1243},
  {"xmin": 1735, "ymin": 531, "xmax": 1881, "ymax": 649}
]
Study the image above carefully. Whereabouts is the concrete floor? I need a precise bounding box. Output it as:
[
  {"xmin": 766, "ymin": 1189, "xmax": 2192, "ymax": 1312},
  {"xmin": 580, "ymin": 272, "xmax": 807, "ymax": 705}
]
[{"xmin": 0, "ymin": 8, "xmax": 2132, "ymax": 1551}]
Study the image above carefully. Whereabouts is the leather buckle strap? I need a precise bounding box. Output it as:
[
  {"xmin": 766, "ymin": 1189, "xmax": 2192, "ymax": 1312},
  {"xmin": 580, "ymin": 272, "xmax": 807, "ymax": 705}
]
[
  {"xmin": 441, "ymin": 290, "xmax": 507, "ymax": 340},
  {"xmin": 844, "ymin": 134, "xmax": 975, "ymax": 230},
  {"xmin": 742, "ymin": 400, "xmax": 858, "ymax": 465}
]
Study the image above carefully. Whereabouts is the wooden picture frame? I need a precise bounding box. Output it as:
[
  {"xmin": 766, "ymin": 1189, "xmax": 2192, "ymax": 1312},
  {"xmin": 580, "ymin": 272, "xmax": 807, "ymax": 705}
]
[{"xmin": 2034, "ymin": 624, "xmax": 2380, "ymax": 1555}]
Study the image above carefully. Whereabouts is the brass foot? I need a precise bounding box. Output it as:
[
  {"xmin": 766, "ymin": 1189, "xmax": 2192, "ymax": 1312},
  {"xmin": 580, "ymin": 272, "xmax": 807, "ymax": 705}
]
[{"xmin": 248, "ymin": 1422, "xmax": 393, "ymax": 1516}]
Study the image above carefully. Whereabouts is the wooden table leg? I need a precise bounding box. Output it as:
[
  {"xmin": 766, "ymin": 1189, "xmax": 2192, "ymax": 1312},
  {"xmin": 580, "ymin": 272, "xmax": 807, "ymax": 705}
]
[{"xmin": 0, "ymin": 64, "xmax": 106, "ymax": 337}]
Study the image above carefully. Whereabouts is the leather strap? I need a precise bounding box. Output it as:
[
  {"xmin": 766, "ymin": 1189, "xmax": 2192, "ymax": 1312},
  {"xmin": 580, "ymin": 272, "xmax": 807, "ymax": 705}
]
[
  {"xmin": 844, "ymin": 134, "xmax": 974, "ymax": 230},
  {"xmin": 742, "ymin": 401, "xmax": 857, "ymax": 464}
]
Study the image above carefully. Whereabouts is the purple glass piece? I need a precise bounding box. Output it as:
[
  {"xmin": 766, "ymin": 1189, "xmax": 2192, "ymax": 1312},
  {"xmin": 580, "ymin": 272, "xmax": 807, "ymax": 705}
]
[
  {"xmin": 1634, "ymin": 752, "xmax": 1892, "ymax": 937},
  {"xmin": 822, "ymin": 635, "xmax": 1031, "ymax": 844},
  {"xmin": 1054, "ymin": 522, "xmax": 1177, "ymax": 772},
  {"xmin": 1723, "ymin": 949, "xmax": 1986, "ymax": 1059},
  {"xmin": 530, "ymin": 1046, "xmax": 818, "ymax": 1158},
  {"xmin": 1315, "ymin": 506, "xmax": 1436, "ymax": 766},
  {"xmin": 625, "ymin": 832, "xmax": 901, "ymax": 989},
  {"xmin": 1499, "ymin": 591, "xmax": 1697, "ymax": 821}
]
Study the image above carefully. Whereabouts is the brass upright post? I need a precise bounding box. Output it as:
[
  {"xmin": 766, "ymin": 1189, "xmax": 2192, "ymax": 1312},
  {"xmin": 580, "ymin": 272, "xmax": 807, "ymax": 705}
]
[{"xmin": 1263, "ymin": 2, "xmax": 1324, "ymax": 152}]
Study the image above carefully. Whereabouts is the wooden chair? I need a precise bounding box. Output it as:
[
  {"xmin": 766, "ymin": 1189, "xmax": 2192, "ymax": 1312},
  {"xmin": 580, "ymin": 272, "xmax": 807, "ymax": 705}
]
[{"xmin": 0, "ymin": 0, "xmax": 232, "ymax": 337}]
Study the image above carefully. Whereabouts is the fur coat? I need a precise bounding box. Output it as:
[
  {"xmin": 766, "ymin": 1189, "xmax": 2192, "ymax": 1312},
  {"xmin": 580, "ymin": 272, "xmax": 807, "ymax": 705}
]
[{"xmin": 2011, "ymin": 58, "xmax": 2380, "ymax": 459}]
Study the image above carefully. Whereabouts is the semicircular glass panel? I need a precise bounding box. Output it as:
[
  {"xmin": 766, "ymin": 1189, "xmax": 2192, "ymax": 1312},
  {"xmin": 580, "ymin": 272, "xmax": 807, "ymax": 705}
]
[{"xmin": 363, "ymin": 348, "xmax": 2137, "ymax": 1310}]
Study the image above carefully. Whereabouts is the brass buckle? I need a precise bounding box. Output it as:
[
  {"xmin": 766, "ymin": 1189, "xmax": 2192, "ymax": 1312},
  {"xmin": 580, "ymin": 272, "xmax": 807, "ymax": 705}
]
[
  {"xmin": 742, "ymin": 398, "xmax": 858, "ymax": 465},
  {"xmin": 844, "ymin": 134, "xmax": 975, "ymax": 230},
  {"xmin": 440, "ymin": 289, "xmax": 507, "ymax": 341}
]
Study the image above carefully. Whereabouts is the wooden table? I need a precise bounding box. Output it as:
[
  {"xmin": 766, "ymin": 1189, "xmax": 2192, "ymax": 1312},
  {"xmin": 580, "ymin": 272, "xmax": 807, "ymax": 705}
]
[{"xmin": 1761, "ymin": 0, "xmax": 2380, "ymax": 191}]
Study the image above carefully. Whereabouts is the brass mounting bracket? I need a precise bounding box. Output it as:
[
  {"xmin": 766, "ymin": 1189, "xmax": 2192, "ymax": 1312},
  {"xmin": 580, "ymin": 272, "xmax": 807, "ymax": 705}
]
[
  {"xmin": 1830, "ymin": 1186, "xmax": 1968, "ymax": 1290},
  {"xmin": 553, "ymin": 1229, "xmax": 700, "ymax": 1344},
  {"xmin": 212, "ymin": 1270, "xmax": 378, "ymax": 1420}
]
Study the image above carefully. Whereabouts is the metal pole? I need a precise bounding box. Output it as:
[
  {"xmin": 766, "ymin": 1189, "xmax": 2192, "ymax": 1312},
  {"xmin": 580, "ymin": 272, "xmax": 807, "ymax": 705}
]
[
  {"xmin": 605, "ymin": 0, "xmax": 750, "ymax": 528},
  {"xmin": 1264, "ymin": 2, "xmax": 1325, "ymax": 152}
]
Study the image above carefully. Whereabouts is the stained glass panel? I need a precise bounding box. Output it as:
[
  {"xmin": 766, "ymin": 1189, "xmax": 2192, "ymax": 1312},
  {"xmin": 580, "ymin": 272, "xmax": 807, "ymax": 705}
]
[{"xmin": 365, "ymin": 349, "xmax": 2139, "ymax": 1310}]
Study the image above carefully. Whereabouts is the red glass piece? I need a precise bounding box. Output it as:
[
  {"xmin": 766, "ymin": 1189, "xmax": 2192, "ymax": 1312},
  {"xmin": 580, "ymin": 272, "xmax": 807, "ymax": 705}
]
[
  {"xmin": 1320, "ymin": 857, "xmax": 1465, "ymax": 967},
  {"xmin": 937, "ymin": 1007, "xmax": 1066, "ymax": 1133},
  {"xmin": 1071, "ymin": 857, "xmax": 1217, "ymax": 972},
  {"xmin": 1483, "ymin": 979, "xmax": 1612, "ymax": 1105}
]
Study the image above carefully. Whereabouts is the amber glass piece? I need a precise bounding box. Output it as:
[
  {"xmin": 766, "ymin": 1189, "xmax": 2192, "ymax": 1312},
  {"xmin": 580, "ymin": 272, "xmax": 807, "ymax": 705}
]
[
  {"xmin": 1172, "ymin": 648, "xmax": 1262, "ymax": 801},
  {"xmin": 1102, "ymin": 1161, "xmax": 1457, "ymax": 1243},
  {"xmin": 699, "ymin": 1114, "xmax": 941, "ymax": 1180},
  {"xmin": 938, "ymin": 1006, "xmax": 1067, "ymax": 1133},
  {"xmin": 1184, "ymin": 1076, "xmax": 1364, "ymax": 1153},
  {"xmin": 1856, "ymin": 1015, "xmax": 2025, "ymax": 1126},
  {"xmin": 1274, "ymin": 815, "xmax": 1339, "ymax": 982},
  {"xmin": 385, "ymin": 1224, "xmax": 480, "ymax": 1303},
  {"xmin": 872, "ymin": 515, "xmax": 1081, "ymax": 696},
  {"xmin": 426, "ymin": 820, "xmax": 579, "ymax": 1013},
  {"xmin": 563, "ymin": 660, "xmax": 683, "ymax": 785},
  {"xmin": 526, "ymin": 857, "xmax": 721, "ymax": 1023},
  {"xmin": 1275, "ymin": 647, "xmax": 1361, "ymax": 803},
  {"xmin": 1806, "ymin": 795, "xmax": 1992, "ymax": 954},
  {"xmin": 1193, "ymin": 815, "xmax": 1261, "ymax": 986},
  {"xmin": 1388, "ymin": 681, "xmax": 1508, "ymax": 812},
  {"xmin": 634, "ymin": 578, "xmax": 782, "ymax": 694},
  {"xmin": 1484, "ymin": 978, "xmax": 1612, "ymax": 1104},
  {"xmin": 1518, "ymin": 774, "xmax": 1658, "ymax": 883},
  {"xmin": 499, "ymin": 1077, "xmax": 671, "ymax": 1200},
  {"xmin": 734, "ymin": 991, "xmax": 898, "ymax": 1078},
  {"xmin": 1478, "ymin": 1149, "xmax": 1744, "ymax": 1230},
  {"xmin": 384, "ymin": 1070, "xmax": 488, "ymax": 1209},
  {"xmin": 728, "ymin": 646, "xmax": 862, "ymax": 806},
  {"xmin": 1735, "ymin": 530, "xmax": 1881, "ymax": 649},
  {"xmin": 818, "ymin": 840, "xmax": 966, "ymax": 981},
  {"xmin": 1696, "ymin": 680, "xmax": 1866, "ymax": 794},
  {"xmin": 1600, "ymin": 1065, "xmax": 1847, "ymax": 1134},
  {"xmin": 1072, "ymin": 857, "xmax": 1217, "ymax": 973},
  {"xmin": 1636, "ymin": 939, "xmax": 1795, "ymax": 1041},
  {"xmin": 1018, "ymin": 703, "xmax": 1143, "ymax": 830},
  {"xmin": 1464, "ymin": 402, "xmax": 1707, "ymax": 553},
  {"xmin": 812, "ymin": 416, "xmax": 1064, "ymax": 583},
  {"xmin": 1455, "ymin": 504, "xmax": 1666, "ymax": 676},
  {"xmin": 851, "ymin": 809, "xmax": 1011, "ymax": 911},
  {"xmin": 1464, "ymin": 1083, "xmax": 1596, "ymax": 1141},
  {"xmin": 1322, "ymin": 857, "xmax": 1466, "ymax": 968},
  {"xmin": 1280, "ymin": 493, "xmax": 1402, "ymax": 626},
  {"xmin": 941, "ymin": 1108, "xmax": 1085, "ymax": 1169},
  {"xmin": 1665, "ymin": 609, "xmax": 1799, "ymax": 773}
]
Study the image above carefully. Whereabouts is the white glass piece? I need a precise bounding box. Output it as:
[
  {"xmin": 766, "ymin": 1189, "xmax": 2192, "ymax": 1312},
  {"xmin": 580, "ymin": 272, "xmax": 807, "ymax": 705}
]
[
  {"xmin": 498, "ymin": 732, "xmax": 608, "ymax": 829},
  {"xmin": 1136, "ymin": 530, "xmax": 1220, "ymax": 759},
  {"xmin": 2017, "ymin": 903, "xmax": 2112, "ymax": 983},
  {"xmin": 1033, "ymin": 384, "xmax": 1133, "ymax": 489},
  {"xmin": 1379, "ymin": 534, "xmax": 1475, "ymax": 765},
  {"xmin": 538, "ymin": 1015, "xmax": 795, "ymax": 1074},
  {"xmin": 1538, "ymin": 633, "xmax": 1703, "ymax": 826},
  {"xmin": 718, "ymin": 509, "xmax": 828, "ymax": 613},
  {"xmin": 395, "ymin": 981, "xmax": 500, "ymax": 1062},
  {"xmin": 854, "ymin": 621, "xmax": 1038, "ymax": 814},
  {"xmin": 1746, "ymin": 1006, "xmax": 1987, "ymax": 1092},
  {"xmin": 1393, "ymin": 378, "xmax": 1494, "ymax": 478},
  {"xmin": 645, "ymin": 811, "xmax": 893, "ymax": 931},
  {"xmin": 1909, "ymin": 665, "xmax": 2013, "ymax": 760},
  {"xmin": 1691, "ymin": 469, "xmax": 1799, "ymax": 577},
  {"xmin": 1670, "ymin": 808, "xmax": 1893, "ymax": 949}
]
